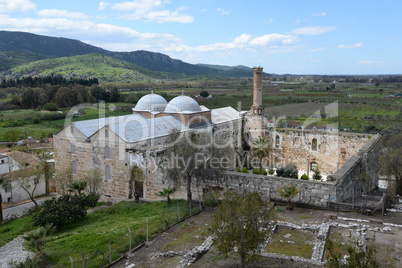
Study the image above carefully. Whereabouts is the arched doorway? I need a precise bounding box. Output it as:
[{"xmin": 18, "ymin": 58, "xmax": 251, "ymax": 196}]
[{"xmin": 129, "ymin": 166, "xmax": 144, "ymax": 202}]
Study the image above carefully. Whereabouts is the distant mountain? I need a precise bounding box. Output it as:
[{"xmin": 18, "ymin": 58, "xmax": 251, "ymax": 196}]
[
  {"xmin": 197, "ymin": 64, "xmax": 272, "ymax": 77},
  {"xmin": 0, "ymin": 30, "xmax": 263, "ymax": 77},
  {"xmin": 0, "ymin": 51, "xmax": 51, "ymax": 71}
]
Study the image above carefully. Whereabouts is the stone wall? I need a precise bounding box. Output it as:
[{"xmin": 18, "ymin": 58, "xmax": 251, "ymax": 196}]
[
  {"xmin": 193, "ymin": 171, "xmax": 337, "ymax": 207},
  {"xmin": 330, "ymin": 134, "xmax": 382, "ymax": 203},
  {"xmin": 268, "ymin": 129, "xmax": 373, "ymax": 179}
]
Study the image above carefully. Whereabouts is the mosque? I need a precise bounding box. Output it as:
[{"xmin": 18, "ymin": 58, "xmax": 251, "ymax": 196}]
[{"xmin": 53, "ymin": 67, "xmax": 376, "ymax": 201}]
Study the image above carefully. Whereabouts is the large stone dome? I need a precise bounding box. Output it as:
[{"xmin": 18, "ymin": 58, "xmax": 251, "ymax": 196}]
[
  {"xmin": 164, "ymin": 96, "xmax": 202, "ymax": 113},
  {"xmin": 133, "ymin": 93, "xmax": 167, "ymax": 112}
]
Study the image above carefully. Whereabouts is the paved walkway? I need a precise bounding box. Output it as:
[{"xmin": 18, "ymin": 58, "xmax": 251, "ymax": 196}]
[{"xmin": 3, "ymin": 196, "xmax": 52, "ymax": 219}]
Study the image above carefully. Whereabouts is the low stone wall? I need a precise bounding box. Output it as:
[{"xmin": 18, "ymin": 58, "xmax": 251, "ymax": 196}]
[{"xmin": 196, "ymin": 171, "xmax": 337, "ymax": 208}]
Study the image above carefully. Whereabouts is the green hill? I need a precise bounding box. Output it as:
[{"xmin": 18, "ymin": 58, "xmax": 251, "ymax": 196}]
[
  {"xmin": 0, "ymin": 31, "xmax": 271, "ymax": 77},
  {"xmin": 8, "ymin": 53, "xmax": 169, "ymax": 83}
]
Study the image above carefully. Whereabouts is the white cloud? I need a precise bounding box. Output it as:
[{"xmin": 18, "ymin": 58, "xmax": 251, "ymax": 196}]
[
  {"xmin": 0, "ymin": 0, "xmax": 35, "ymax": 13},
  {"xmin": 338, "ymin": 42, "xmax": 363, "ymax": 49},
  {"xmin": 98, "ymin": 1, "xmax": 109, "ymax": 11},
  {"xmin": 309, "ymin": 47, "xmax": 327, "ymax": 52},
  {"xmin": 358, "ymin": 60, "xmax": 389, "ymax": 66},
  {"xmin": 200, "ymin": 9, "xmax": 207, "ymax": 12},
  {"xmin": 112, "ymin": 0, "xmax": 193, "ymax": 23},
  {"xmin": 164, "ymin": 33, "xmax": 298, "ymax": 56},
  {"xmin": 250, "ymin": 33, "xmax": 298, "ymax": 46},
  {"xmin": 217, "ymin": 8, "xmax": 229, "ymax": 16},
  {"xmin": 312, "ymin": 12, "xmax": 326, "ymax": 16},
  {"xmin": 37, "ymin": 9, "xmax": 90, "ymax": 20},
  {"xmin": 0, "ymin": 14, "xmax": 179, "ymax": 52},
  {"xmin": 266, "ymin": 18, "xmax": 274, "ymax": 24},
  {"xmin": 290, "ymin": 26, "xmax": 336, "ymax": 35},
  {"xmin": 147, "ymin": 8, "xmax": 193, "ymax": 23}
]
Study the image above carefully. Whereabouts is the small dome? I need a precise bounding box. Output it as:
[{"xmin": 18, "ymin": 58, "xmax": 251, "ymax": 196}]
[
  {"xmin": 133, "ymin": 94, "xmax": 167, "ymax": 112},
  {"xmin": 164, "ymin": 96, "xmax": 202, "ymax": 113}
]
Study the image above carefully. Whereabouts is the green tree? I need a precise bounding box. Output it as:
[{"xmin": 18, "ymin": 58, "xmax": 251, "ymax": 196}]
[
  {"xmin": 277, "ymin": 184, "xmax": 300, "ymax": 210},
  {"xmin": 23, "ymin": 224, "xmax": 55, "ymax": 267},
  {"xmin": 156, "ymin": 186, "xmax": 177, "ymax": 203},
  {"xmin": 124, "ymin": 94, "xmax": 139, "ymax": 104},
  {"xmin": 380, "ymin": 133, "xmax": 402, "ymax": 195},
  {"xmin": 164, "ymin": 129, "xmax": 212, "ymax": 203},
  {"xmin": 250, "ymin": 137, "xmax": 270, "ymax": 175},
  {"xmin": 42, "ymin": 102, "xmax": 58, "ymax": 111},
  {"xmin": 211, "ymin": 191, "xmax": 274, "ymax": 268},
  {"xmin": 2, "ymin": 129, "xmax": 22, "ymax": 146},
  {"xmin": 199, "ymin": 91, "xmax": 209, "ymax": 98},
  {"xmin": 326, "ymin": 238, "xmax": 379, "ymax": 268},
  {"xmin": 80, "ymin": 168, "xmax": 103, "ymax": 193}
]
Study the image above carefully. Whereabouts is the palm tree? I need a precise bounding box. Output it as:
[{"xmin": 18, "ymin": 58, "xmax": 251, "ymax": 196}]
[
  {"xmin": 68, "ymin": 180, "xmax": 87, "ymax": 195},
  {"xmin": 156, "ymin": 186, "xmax": 177, "ymax": 204},
  {"xmin": 250, "ymin": 138, "xmax": 270, "ymax": 175},
  {"xmin": 277, "ymin": 184, "xmax": 300, "ymax": 210}
]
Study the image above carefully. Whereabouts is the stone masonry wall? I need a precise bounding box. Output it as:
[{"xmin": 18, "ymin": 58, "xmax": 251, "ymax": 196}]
[
  {"xmin": 269, "ymin": 129, "xmax": 372, "ymax": 179},
  {"xmin": 331, "ymin": 134, "xmax": 382, "ymax": 202},
  {"xmin": 194, "ymin": 171, "xmax": 337, "ymax": 208}
]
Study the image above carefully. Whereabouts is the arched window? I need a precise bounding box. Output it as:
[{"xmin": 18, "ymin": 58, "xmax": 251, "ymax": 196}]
[
  {"xmin": 312, "ymin": 138, "xmax": 318, "ymax": 151},
  {"xmin": 275, "ymin": 135, "xmax": 280, "ymax": 148},
  {"xmin": 105, "ymin": 146, "xmax": 110, "ymax": 159},
  {"xmin": 72, "ymin": 161, "xmax": 77, "ymax": 174},
  {"xmin": 105, "ymin": 165, "xmax": 111, "ymax": 180},
  {"xmin": 71, "ymin": 143, "xmax": 76, "ymax": 155},
  {"xmin": 70, "ymin": 126, "xmax": 74, "ymax": 134},
  {"xmin": 105, "ymin": 129, "xmax": 109, "ymax": 138},
  {"xmin": 310, "ymin": 162, "xmax": 318, "ymax": 171}
]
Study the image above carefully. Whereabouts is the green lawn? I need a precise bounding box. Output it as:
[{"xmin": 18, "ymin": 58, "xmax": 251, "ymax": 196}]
[
  {"xmin": 47, "ymin": 200, "xmax": 195, "ymax": 267},
  {"xmin": 0, "ymin": 216, "xmax": 34, "ymax": 247},
  {"xmin": 0, "ymin": 200, "xmax": 198, "ymax": 267}
]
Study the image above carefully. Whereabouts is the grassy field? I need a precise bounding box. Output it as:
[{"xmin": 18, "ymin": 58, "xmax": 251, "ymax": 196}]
[
  {"xmin": 0, "ymin": 216, "xmax": 34, "ymax": 247},
  {"xmin": 0, "ymin": 199, "xmax": 199, "ymax": 267},
  {"xmin": 266, "ymin": 227, "xmax": 316, "ymax": 259},
  {"xmin": 0, "ymin": 105, "xmax": 133, "ymax": 141}
]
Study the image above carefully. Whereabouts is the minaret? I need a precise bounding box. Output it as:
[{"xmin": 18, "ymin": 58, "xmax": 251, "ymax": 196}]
[{"xmin": 251, "ymin": 66, "xmax": 263, "ymax": 115}]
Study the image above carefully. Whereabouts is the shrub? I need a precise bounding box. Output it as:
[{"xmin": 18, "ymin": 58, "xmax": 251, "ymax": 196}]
[
  {"xmin": 268, "ymin": 168, "xmax": 274, "ymax": 175},
  {"xmin": 241, "ymin": 167, "xmax": 248, "ymax": 173},
  {"xmin": 283, "ymin": 163, "xmax": 298, "ymax": 179},
  {"xmin": 200, "ymin": 91, "xmax": 210, "ymax": 98},
  {"xmin": 124, "ymin": 94, "xmax": 139, "ymax": 104},
  {"xmin": 32, "ymin": 117, "xmax": 40, "ymax": 124},
  {"xmin": 236, "ymin": 167, "xmax": 241, "ymax": 172},
  {"xmin": 42, "ymin": 102, "xmax": 58, "ymax": 111},
  {"xmin": 84, "ymin": 192, "xmax": 101, "ymax": 208},
  {"xmin": 312, "ymin": 169, "xmax": 322, "ymax": 181},
  {"xmin": 252, "ymin": 168, "xmax": 259, "ymax": 174},
  {"xmin": 276, "ymin": 167, "xmax": 284, "ymax": 177},
  {"xmin": 300, "ymin": 173, "xmax": 309, "ymax": 180},
  {"xmin": 262, "ymin": 169, "xmax": 268, "ymax": 175},
  {"xmin": 33, "ymin": 195, "xmax": 87, "ymax": 229},
  {"xmin": 204, "ymin": 191, "xmax": 219, "ymax": 207}
]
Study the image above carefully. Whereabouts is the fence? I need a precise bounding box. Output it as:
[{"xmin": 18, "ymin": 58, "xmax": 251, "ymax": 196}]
[{"xmin": 65, "ymin": 201, "xmax": 202, "ymax": 268}]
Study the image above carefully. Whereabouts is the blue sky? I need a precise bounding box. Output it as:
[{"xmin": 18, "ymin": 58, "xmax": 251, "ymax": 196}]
[{"xmin": 0, "ymin": 0, "xmax": 401, "ymax": 75}]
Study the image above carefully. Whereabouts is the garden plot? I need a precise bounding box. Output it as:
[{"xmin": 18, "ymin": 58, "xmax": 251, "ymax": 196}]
[{"xmin": 266, "ymin": 227, "xmax": 316, "ymax": 259}]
